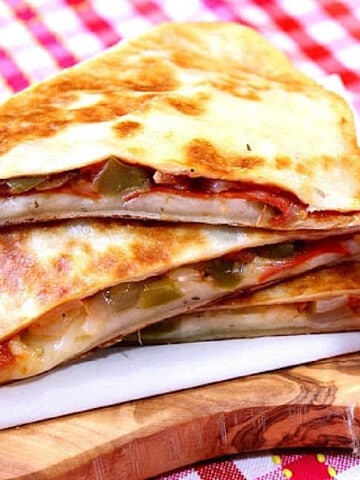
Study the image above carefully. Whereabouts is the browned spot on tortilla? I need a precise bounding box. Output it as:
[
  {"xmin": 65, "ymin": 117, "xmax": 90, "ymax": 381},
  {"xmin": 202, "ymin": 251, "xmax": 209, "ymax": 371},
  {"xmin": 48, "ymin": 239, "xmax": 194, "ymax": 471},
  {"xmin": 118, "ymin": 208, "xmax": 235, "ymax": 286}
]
[
  {"xmin": 0, "ymin": 230, "xmax": 37, "ymax": 297},
  {"xmin": 296, "ymin": 155, "xmax": 335, "ymax": 177},
  {"xmin": 53, "ymin": 256, "xmax": 71, "ymax": 277},
  {"xmin": 0, "ymin": 102, "xmax": 69, "ymax": 156},
  {"xmin": 295, "ymin": 162, "xmax": 309, "ymax": 176},
  {"xmin": 171, "ymin": 50, "xmax": 198, "ymax": 70},
  {"xmin": 166, "ymin": 95, "xmax": 206, "ymax": 116},
  {"xmin": 122, "ymin": 57, "xmax": 179, "ymax": 92},
  {"xmin": 113, "ymin": 121, "xmax": 143, "ymax": 138},
  {"xmin": 52, "ymin": 92, "xmax": 78, "ymax": 106},
  {"xmin": 72, "ymin": 103, "xmax": 118, "ymax": 123},
  {"xmin": 276, "ymin": 156, "xmax": 292, "ymax": 170},
  {"xmin": 185, "ymin": 138, "xmax": 264, "ymax": 176},
  {"xmin": 186, "ymin": 139, "xmax": 222, "ymax": 172},
  {"xmin": 236, "ymin": 157, "xmax": 264, "ymax": 169},
  {"xmin": 71, "ymin": 94, "xmax": 155, "ymax": 124},
  {"xmin": 128, "ymin": 224, "xmax": 207, "ymax": 274},
  {"xmin": 211, "ymin": 78, "xmax": 262, "ymax": 100},
  {"xmin": 100, "ymin": 248, "xmax": 131, "ymax": 278},
  {"xmin": 318, "ymin": 155, "xmax": 334, "ymax": 171}
]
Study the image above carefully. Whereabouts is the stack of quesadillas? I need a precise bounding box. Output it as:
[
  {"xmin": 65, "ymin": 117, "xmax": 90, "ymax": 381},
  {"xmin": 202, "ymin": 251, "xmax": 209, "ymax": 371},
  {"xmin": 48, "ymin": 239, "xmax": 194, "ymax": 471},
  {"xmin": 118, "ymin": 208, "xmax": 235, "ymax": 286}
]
[{"xmin": 0, "ymin": 22, "xmax": 360, "ymax": 384}]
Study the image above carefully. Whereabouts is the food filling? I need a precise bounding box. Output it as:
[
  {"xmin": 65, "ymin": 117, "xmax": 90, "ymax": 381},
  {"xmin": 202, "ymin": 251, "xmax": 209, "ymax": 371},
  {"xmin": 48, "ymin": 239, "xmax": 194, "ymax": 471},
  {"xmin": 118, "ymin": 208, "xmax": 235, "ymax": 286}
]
[{"xmin": 0, "ymin": 156, "xmax": 305, "ymax": 224}]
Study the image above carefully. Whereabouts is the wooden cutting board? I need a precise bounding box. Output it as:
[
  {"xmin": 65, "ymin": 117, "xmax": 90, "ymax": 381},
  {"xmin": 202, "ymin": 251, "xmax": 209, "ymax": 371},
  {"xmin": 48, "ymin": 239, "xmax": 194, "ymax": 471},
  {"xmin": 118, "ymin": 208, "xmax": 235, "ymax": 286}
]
[{"xmin": 1, "ymin": 352, "xmax": 360, "ymax": 480}]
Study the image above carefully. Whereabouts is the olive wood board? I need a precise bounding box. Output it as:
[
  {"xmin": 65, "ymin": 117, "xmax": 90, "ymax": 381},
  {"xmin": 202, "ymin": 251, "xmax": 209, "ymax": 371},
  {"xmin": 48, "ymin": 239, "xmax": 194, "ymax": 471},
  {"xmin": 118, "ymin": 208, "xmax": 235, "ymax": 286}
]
[{"xmin": 1, "ymin": 352, "xmax": 360, "ymax": 480}]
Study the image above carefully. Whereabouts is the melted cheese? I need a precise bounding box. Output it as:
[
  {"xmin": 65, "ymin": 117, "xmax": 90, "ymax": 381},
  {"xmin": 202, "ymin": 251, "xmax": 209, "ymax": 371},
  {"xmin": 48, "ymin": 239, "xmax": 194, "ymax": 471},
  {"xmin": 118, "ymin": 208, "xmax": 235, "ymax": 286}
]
[{"xmin": 134, "ymin": 301, "xmax": 360, "ymax": 343}]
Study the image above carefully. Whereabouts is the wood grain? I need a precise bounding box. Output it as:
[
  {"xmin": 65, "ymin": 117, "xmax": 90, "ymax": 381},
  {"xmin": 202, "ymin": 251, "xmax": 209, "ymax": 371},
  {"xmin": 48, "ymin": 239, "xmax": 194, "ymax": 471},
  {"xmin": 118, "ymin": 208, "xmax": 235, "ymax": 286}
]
[{"xmin": 1, "ymin": 353, "xmax": 360, "ymax": 480}]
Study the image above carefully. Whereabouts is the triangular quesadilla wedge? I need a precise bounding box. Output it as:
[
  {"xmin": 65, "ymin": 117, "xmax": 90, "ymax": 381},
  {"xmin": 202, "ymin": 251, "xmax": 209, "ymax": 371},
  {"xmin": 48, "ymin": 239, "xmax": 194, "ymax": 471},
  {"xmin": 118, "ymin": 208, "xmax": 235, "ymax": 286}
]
[
  {"xmin": 127, "ymin": 261, "xmax": 360, "ymax": 344},
  {"xmin": 0, "ymin": 219, "xmax": 285, "ymax": 384},
  {"xmin": 0, "ymin": 22, "xmax": 359, "ymax": 230},
  {"xmin": 1, "ymin": 229, "xmax": 360, "ymax": 383}
]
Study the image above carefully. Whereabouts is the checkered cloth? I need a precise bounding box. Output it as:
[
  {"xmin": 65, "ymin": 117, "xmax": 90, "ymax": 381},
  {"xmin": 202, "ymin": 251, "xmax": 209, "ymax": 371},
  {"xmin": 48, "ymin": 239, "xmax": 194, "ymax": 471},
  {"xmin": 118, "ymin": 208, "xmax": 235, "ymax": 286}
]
[
  {"xmin": 158, "ymin": 451, "xmax": 360, "ymax": 479},
  {"xmin": 0, "ymin": 1, "xmax": 359, "ymax": 479},
  {"xmin": 0, "ymin": 0, "xmax": 359, "ymax": 113}
]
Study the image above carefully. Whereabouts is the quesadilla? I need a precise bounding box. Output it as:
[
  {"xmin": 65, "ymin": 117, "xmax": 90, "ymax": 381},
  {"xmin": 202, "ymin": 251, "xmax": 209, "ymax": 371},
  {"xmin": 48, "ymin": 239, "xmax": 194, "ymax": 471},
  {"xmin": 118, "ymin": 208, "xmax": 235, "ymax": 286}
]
[
  {"xmin": 0, "ymin": 219, "xmax": 284, "ymax": 383},
  {"xmin": 0, "ymin": 22, "xmax": 359, "ymax": 230},
  {"xmin": 127, "ymin": 261, "xmax": 360, "ymax": 344},
  {"xmin": 1, "ymin": 226, "xmax": 360, "ymax": 384}
]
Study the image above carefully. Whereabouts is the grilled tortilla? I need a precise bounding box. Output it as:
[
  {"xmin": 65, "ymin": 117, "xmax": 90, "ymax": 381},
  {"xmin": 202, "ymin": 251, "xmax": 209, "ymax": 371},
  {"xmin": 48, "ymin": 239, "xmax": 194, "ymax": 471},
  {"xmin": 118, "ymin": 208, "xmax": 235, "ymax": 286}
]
[
  {"xmin": 0, "ymin": 22, "xmax": 359, "ymax": 230},
  {"xmin": 128, "ymin": 261, "xmax": 360, "ymax": 343},
  {"xmin": 0, "ymin": 219, "xmax": 286, "ymax": 383},
  {"xmin": 1, "ymin": 229, "xmax": 360, "ymax": 383}
]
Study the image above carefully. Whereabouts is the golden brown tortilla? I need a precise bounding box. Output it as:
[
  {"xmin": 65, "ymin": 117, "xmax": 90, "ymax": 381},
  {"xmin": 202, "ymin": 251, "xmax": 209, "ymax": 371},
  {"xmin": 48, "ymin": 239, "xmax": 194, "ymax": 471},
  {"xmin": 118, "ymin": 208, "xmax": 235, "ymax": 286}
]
[
  {"xmin": 0, "ymin": 219, "xmax": 288, "ymax": 342},
  {"xmin": 0, "ymin": 22, "xmax": 359, "ymax": 229}
]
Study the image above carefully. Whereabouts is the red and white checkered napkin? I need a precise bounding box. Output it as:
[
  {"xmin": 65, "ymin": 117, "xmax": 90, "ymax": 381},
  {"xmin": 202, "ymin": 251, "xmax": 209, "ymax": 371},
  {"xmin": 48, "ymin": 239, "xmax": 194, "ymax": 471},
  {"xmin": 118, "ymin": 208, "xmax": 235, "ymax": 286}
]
[
  {"xmin": 0, "ymin": 0, "xmax": 359, "ymax": 112},
  {"xmin": 159, "ymin": 451, "xmax": 360, "ymax": 480},
  {"xmin": 1, "ymin": 1, "xmax": 360, "ymax": 479}
]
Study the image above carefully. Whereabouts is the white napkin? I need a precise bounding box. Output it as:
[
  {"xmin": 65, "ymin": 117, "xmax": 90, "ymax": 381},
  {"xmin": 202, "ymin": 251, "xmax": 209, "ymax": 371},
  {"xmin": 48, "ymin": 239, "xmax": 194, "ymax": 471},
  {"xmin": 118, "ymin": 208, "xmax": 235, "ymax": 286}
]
[{"xmin": 1, "ymin": 332, "xmax": 360, "ymax": 430}]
